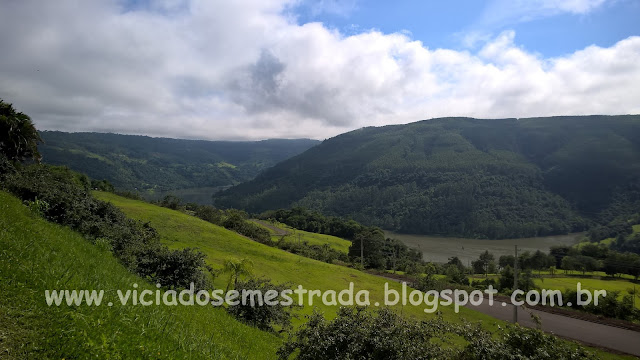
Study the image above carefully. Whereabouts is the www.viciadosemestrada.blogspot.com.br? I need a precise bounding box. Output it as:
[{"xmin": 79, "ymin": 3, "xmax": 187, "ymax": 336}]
[{"xmin": 44, "ymin": 282, "xmax": 607, "ymax": 313}]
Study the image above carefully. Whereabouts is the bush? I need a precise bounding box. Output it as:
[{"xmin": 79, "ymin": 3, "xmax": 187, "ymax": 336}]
[
  {"xmin": 275, "ymin": 239, "xmax": 348, "ymax": 264},
  {"xmin": 279, "ymin": 307, "xmax": 595, "ymax": 360},
  {"xmin": 278, "ymin": 307, "xmax": 449, "ymax": 360},
  {"xmin": 136, "ymin": 247, "xmax": 211, "ymax": 289},
  {"xmin": 160, "ymin": 194, "xmax": 182, "ymax": 210},
  {"xmin": 193, "ymin": 204, "xmax": 224, "ymax": 225},
  {"xmin": 459, "ymin": 323, "xmax": 595, "ymax": 360},
  {"xmin": 0, "ymin": 153, "xmax": 16, "ymax": 182},
  {"xmin": 223, "ymin": 210, "xmax": 271, "ymax": 243},
  {"xmin": 227, "ymin": 277, "xmax": 296, "ymax": 332},
  {"xmin": 2, "ymin": 164, "xmax": 210, "ymax": 290},
  {"xmin": 563, "ymin": 289, "xmax": 640, "ymax": 321}
]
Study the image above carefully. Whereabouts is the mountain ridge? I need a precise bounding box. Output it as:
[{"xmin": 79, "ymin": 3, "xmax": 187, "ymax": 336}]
[
  {"xmin": 38, "ymin": 130, "xmax": 320, "ymax": 193},
  {"xmin": 214, "ymin": 115, "xmax": 640, "ymax": 239}
]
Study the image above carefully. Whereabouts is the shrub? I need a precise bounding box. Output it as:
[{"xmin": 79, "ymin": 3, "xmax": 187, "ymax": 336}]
[
  {"xmin": 136, "ymin": 247, "xmax": 211, "ymax": 289},
  {"xmin": 160, "ymin": 194, "xmax": 182, "ymax": 210},
  {"xmin": 279, "ymin": 307, "xmax": 595, "ymax": 360},
  {"xmin": 227, "ymin": 277, "xmax": 296, "ymax": 332},
  {"xmin": 2, "ymin": 164, "xmax": 210, "ymax": 290},
  {"xmin": 278, "ymin": 307, "xmax": 449, "ymax": 360}
]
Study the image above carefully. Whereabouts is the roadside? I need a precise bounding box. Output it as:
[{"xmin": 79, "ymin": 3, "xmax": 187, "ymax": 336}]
[{"xmin": 370, "ymin": 270, "xmax": 640, "ymax": 357}]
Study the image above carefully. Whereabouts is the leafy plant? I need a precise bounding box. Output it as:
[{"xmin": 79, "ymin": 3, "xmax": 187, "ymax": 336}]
[{"xmin": 0, "ymin": 99, "xmax": 43, "ymax": 162}]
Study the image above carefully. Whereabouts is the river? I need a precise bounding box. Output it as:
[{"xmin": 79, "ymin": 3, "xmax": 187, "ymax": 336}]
[{"xmin": 385, "ymin": 231, "xmax": 585, "ymax": 264}]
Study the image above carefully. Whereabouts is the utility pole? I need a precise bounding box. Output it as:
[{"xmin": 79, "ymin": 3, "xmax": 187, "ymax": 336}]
[
  {"xmin": 513, "ymin": 245, "xmax": 518, "ymax": 324},
  {"xmin": 360, "ymin": 237, "xmax": 364, "ymax": 268},
  {"xmin": 392, "ymin": 244, "xmax": 397, "ymax": 274}
]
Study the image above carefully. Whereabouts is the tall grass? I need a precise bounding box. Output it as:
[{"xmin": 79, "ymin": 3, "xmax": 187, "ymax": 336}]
[{"xmin": 0, "ymin": 191, "xmax": 280, "ymax": 359}]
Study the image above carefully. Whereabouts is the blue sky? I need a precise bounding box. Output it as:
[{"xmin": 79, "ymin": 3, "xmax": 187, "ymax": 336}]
[
  {"xmin": 1, "ymin": 0, "xmax": 639, "ymax": 140},
  {"xmin": 292, "ymin": 0, "xmax": 640, "ymax": 57}
]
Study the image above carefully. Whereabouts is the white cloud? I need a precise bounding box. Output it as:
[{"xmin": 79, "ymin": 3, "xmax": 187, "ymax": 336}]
[
  {"xmin": 0, "ymin": 0, "xmax": 638, "ymax": 141},
  {"xmin": 478, "ymin": 0, "xmax": 609, "ymax": 27},
  {"xmin": 543, "ymin": 0, "xmax": 607, "ymax": 14},
  {"xmin": 307, "ymin": 0, "xmax": 359, "ymax": 17}
]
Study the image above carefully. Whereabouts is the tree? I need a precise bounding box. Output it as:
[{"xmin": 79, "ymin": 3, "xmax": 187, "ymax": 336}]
[
  {"xmin": 447, "ymin": 256, "xmax": 465, "ymax": 271},
  {"xmin": 561, "ymin": 255, "xmax": 598, "ymax": 274},
  {"xmin": 499, "ymin": 255, "xmax": 515, "ymax": 269},
  {"xmin": 499, "ymin": 266, "xmax": 514, "ymax": 291},
  {"xmin": 446, "ymin": 264, "xmax": 469, "ymax": 285},
  {"xmin": 472, "ymin": 250, "xmax": 494, "ymax": 276},
  {"xmin": 222, "ymin": 258, "xmax": 253, "ymax": 292},
  {"xmin": 348, "ymin": 229, "xmax": 386, "ymax": 269},
  {"xmin": 160, "ymin": 194, "xmax": 182, "ymax": 210},
  {"xmin": 498, "ymin": 266, "xmax": 534, "ymax": 292},
  {"xmin": 0, "ymin": 99, "xmax": 42, "ymax": 162}
]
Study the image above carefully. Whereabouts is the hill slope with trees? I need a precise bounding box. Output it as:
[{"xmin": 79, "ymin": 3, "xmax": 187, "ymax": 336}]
[
  {"xmin": 215, "ymin": 116, "xmax": 640, "ymax": 239},
  {"xmin": 38, "ymin": 131, "xmax": 319, "ymax": 192}
]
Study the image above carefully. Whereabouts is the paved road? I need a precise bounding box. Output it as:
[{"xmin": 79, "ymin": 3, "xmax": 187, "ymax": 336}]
[
  {"xmin": 466, "ymin": 300, "xmax": 640, "ymax": 357},
  {"xmin": 377, "ymin": 275, "xmax": 640, "ymax": 356}
]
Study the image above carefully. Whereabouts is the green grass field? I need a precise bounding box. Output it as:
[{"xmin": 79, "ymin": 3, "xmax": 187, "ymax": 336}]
[
  {"xmin": 534, "ymin": 277, "xmax": 640, "ymax": 309},
  {"xmin": 0, "ymin": 191, "xmax": 280, "ymax": 359},
  {"xmin": 251, "ymin": 219, "xmax": 352, "ymax": 253}
]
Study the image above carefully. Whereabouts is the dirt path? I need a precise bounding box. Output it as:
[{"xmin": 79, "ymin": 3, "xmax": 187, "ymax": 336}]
[{"xmin": 250, "ymin": 219, "xmax": 290, "ymax": 236}]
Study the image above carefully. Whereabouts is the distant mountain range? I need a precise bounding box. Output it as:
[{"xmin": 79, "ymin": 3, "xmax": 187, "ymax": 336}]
[
  {"xmin": 214, "ymin": 116, "xmax": 640, "ymax": 239},
  {"xmin": 38, "ymin": 131, "xmax": 319, "ymax": 193}
]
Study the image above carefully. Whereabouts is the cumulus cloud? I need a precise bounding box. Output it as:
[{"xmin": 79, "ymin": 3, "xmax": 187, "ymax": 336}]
[{"xmin": 0, "ymin": 0, "xmax": 638, "ymax": 140}]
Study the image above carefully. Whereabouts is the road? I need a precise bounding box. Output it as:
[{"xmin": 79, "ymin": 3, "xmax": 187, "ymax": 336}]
[
  {"xmin": 466, "ymin": 299, "xmax": 640, "ymax": 357},
  {"xmin": 376, "ymin": 274, "xmax": 640, "ymax": 356}
]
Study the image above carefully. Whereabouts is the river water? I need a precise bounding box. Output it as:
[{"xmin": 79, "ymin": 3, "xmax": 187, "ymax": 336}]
[{"xmin": 385, "ymin": 231, "xmax": 585, "ymax": 264}]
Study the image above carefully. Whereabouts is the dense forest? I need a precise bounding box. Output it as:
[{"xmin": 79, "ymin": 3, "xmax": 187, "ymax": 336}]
[
  {"xmin": 38, "ymin": 131, "xmax": 319, "ymax": 193},
  {"xmin": 215, "ymin": 116, "xmax": 640, "ymax": 239}
]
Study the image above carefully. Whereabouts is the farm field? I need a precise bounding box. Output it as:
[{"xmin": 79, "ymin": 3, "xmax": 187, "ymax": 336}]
[{"xmin": 534, "ymin": 277, "xmax": 640, "ymax": 309}]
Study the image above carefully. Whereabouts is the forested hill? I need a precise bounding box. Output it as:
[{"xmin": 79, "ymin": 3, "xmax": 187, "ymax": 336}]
[
  {"xmin": 38, "ymin": 131, "xmax": 319, "ymax": 192},
  {"xmin": 214, "ymin": 115, "xmax": 640, "ymax": 239}
]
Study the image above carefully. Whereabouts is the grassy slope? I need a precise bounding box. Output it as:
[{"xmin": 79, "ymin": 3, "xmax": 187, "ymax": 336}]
[
  {"xmin": 0, "ymin": 191, "xmax": 280, "ymax": 359},
  {"xmin": 94, "ymin": 192, "xmax": 632, "ymax": 359},
  {"xmin": 253, "ymin": 220, "xmax": 351, "ymax": 253},
  {"xmin": 94, "ymin": 192, "xmax": 497, "ymax": 326}
]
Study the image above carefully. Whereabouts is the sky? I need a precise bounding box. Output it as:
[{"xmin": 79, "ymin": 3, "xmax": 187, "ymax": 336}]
[{"xmin": 0, "ymin": 0, "xmax": 639, "ymax": 140}]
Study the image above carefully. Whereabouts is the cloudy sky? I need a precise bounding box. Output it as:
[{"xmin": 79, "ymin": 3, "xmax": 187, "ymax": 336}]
[{"xmin": 0, "ymin": 0, "xmax": 639, "ymax": 140}]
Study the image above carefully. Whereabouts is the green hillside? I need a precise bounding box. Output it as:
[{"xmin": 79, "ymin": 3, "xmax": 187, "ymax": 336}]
[
  {"xmin": 89, "ymin": 192, "xmax": 633, "ymax": 359},
  {"xmin": 38, "ymin": 131, "xmax": 319, "ymax": 196},
  {"xmin": 94, "ymin": 191, "xmax": 497, "ymax": 325},
  {"xmin": 214, "ymin": 116, "xmax": 640, "ymax": 239},
  {"xmin": 0, "ymin": 191, "xmax": 280, "ymax": 359},
  {"xmin": 0, "ymin": 190, "xmax": 628, "ymax": 359}
]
